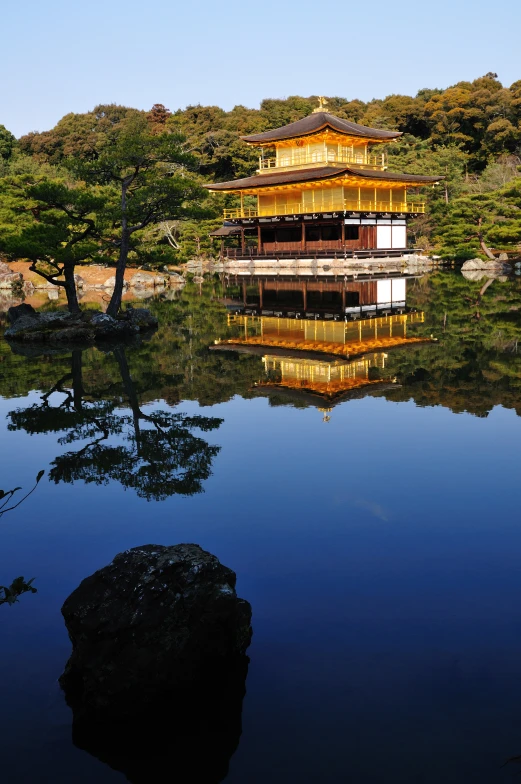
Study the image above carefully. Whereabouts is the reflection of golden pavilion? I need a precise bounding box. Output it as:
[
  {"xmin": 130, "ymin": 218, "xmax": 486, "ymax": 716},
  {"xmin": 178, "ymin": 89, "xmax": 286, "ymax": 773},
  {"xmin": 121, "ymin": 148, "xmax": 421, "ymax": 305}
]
[
  {"xmin": 225, "ymin": 312, "xmax": 426, "ymax": 359},
  {"xmin": 212, "ymin": 311, "xmax": 432, "ymax": 406},
  {"xmin": 260, "ymin": 352, "xmax": 389, "ymax": 399}
]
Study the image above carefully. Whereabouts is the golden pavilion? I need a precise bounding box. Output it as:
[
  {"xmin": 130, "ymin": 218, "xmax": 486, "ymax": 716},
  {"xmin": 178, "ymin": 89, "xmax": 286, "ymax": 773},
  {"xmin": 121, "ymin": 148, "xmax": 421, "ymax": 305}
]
[{"xmin": 206, "ymin": 102, "xmax": 441, "ymax": 257}]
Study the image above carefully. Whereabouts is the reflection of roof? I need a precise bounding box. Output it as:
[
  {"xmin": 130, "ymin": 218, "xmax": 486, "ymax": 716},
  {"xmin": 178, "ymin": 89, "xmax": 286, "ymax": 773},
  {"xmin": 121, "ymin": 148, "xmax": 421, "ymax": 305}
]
[
  {"xmin": 252, "ymin": 381, "xmax": 400, "ymax": 408},
  {"xmin": 255, "ymin": 376, "xmax": 385, "ymax": 398},
  {"xmin": 241, "ymin": 113, "xmax": 402, "ymax": 144},
  {"xmin": 205, "ymin": 165, "xmax": 441, "ymax": 191},
  {"xmin": 210, "ymin": 344, "xmax": 346, "ymax": 361},
  {"xmin": 213, "ymin": 334, "xmax": 432, "ymax": 359}
]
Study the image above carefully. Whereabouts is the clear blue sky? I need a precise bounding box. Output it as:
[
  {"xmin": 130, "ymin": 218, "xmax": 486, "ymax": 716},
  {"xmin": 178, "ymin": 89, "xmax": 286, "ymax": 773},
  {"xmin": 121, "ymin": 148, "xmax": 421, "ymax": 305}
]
[{"xmin": 2, "ymin": 0, "xmax": 520, "ymax": 138}]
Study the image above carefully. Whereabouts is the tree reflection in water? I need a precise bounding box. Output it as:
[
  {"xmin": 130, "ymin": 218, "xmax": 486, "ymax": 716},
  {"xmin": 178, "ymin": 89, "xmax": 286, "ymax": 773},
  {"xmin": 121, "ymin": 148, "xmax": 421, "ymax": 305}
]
[{"xmin": 7, "ymin": 345, "xmax": 223, "ymax": 501}]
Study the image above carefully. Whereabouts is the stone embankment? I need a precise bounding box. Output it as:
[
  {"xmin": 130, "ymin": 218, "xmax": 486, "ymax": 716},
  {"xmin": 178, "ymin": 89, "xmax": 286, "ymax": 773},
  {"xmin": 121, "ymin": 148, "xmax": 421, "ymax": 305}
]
[
  {"xmin": 217, "ymin": 253, "xmax": 442, "ymax": 277},
  {"xmin": 0, "ymin": 260, "xmax": 185, "ymax": 308}
]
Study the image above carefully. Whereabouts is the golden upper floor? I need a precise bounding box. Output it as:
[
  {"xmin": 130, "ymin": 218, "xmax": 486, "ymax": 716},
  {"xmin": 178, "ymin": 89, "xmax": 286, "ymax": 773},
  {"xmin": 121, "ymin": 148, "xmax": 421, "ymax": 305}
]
[
  {"xmin": 257, "ymin": 137, "xmax": 386, "ymax": 173},
  {"xmin": 243, "ymin": 113, "xmax": 400, "ymax": 174}
]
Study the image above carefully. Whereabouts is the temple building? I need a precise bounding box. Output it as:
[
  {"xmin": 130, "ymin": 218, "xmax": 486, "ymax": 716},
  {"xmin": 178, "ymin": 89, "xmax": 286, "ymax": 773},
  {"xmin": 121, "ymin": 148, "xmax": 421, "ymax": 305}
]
[{"xmin": 206, "ymin": 103, "xmax": 441, "ymax": 258}]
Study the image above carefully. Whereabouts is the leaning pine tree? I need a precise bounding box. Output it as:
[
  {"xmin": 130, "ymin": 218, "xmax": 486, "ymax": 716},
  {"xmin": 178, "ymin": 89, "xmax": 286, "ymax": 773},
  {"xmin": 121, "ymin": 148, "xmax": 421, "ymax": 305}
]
[
  {"xmin": 68, "ymin": 113, "xmax": 208, "ymax": 316},
  {"xmin": 0, "ymin": 109, "xmax": 208, "ymax": 316}
]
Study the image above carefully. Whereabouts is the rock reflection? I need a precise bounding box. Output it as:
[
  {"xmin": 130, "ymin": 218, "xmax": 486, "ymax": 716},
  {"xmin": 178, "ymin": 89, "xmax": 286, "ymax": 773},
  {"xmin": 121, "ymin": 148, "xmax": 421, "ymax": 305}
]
[{"xmin": 65, "ymin": 656, "xmax": 249, "ymax": 783}]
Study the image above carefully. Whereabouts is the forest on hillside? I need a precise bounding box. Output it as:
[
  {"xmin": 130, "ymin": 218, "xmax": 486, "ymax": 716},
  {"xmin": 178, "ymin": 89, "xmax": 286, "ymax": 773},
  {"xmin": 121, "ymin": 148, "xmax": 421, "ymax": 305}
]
[{"xmin": 1, "ymin": 73, "xmax": 521, "ymax": 263}]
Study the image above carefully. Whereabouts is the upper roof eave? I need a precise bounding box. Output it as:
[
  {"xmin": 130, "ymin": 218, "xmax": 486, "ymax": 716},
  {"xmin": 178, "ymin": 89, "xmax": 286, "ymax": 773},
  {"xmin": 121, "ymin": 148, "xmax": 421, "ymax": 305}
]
[{"xmin": 240, "ymin": 112, "xmax": 402, "ymax": 144}]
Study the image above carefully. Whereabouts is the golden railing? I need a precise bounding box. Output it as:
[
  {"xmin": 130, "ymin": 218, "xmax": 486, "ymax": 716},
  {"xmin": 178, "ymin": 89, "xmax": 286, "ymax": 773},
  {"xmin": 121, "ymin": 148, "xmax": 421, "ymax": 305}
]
[
  {"xmin": 223, "ymin": 200, "xmax": 425, "ymax": 220},
  {"xmin": 259, "ymin": 151, "xmax": 386, "ymax": 172}
]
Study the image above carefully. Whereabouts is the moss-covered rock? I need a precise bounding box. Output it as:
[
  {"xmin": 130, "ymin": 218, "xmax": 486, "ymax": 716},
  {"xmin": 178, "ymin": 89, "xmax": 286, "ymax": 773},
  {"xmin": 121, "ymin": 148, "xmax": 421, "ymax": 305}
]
[{"xmin": 60, "ymin": 543, "xmax": 252, "ymax": 719}]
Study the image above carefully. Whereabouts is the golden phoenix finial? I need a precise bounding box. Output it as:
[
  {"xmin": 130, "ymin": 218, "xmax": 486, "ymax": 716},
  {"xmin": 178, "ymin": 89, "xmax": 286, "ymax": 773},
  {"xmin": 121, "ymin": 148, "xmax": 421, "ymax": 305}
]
[{"xmin": 313, "ymin": 96, "xmax": 329, "ymax": 113}]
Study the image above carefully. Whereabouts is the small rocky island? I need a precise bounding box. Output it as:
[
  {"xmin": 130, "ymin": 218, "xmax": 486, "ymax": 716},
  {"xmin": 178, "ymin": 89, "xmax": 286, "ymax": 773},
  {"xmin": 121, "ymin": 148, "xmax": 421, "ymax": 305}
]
[{"xmin": 5, "ymin": 303, "xmax": 158, "ymax": 344}]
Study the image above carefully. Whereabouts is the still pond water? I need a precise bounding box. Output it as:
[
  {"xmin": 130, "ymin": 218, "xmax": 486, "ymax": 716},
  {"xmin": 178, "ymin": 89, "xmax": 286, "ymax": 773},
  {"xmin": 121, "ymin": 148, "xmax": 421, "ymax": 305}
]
[{"xmin": 2, "ymin": 270, "xmax": 521, "ymax": 783}]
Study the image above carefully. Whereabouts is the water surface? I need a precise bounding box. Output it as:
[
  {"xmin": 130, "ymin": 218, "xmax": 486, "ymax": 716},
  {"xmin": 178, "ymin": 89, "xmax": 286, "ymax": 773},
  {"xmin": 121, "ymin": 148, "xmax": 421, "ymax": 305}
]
[{"xmin": 2, "ymin": 271, "xmax": 521, "ymax": 783}]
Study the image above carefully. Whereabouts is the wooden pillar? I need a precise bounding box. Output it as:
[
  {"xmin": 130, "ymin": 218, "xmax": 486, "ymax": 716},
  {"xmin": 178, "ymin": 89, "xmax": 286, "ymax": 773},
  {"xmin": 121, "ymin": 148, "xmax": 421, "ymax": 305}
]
[
  {"xmin": 302, "ymin": 282, "xmax": 307, "ymax": 311},
  {"xmin": 258, "ymin": 279, "xmax": 263, "ymax": 309},
  {"xmin": 240, "ymin": 227, "xmax": 245, "ymax": 255},
  {"xmin": 242, "ymin": 281, "xmax": 247, "ymax": 306},
  {"xmin": 257, "ymin": 225, "xmax": 262, "ymax": 256},
  {"xmin": 341, "ymin": 220, "xmax": 345, "ymax": 248},
  {"xmin": 342, "ymin": 286, "xmax": 346, "ymax": 311},
  {"xmin": 301, "ymin": 221, "xmax": 306, "ymax": 252}
]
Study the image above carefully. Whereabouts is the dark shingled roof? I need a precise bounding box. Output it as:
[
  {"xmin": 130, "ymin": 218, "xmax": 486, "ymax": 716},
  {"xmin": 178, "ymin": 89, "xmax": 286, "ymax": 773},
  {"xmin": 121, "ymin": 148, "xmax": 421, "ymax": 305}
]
[
  {"xmin": 241, "ymin": 112, "xmax": 402, "ymax": 143},
  {"xmin": 205, "ymin": 165, "xmax": 441, "ymax": 191},
  {"xmin": 209, "ymin": 225, "xmax": 242, "ymax": 237}
]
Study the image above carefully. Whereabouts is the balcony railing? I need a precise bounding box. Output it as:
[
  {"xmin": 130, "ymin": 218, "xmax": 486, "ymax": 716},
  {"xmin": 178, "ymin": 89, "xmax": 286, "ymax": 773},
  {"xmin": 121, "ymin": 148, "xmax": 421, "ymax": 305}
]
[
  {"xmin": 258, "ymin": 150, "xmax": 386, "ymax": 172},
  {"xmin": 223, "ymin": 200, "xmax": 425, "ymax": 220}
]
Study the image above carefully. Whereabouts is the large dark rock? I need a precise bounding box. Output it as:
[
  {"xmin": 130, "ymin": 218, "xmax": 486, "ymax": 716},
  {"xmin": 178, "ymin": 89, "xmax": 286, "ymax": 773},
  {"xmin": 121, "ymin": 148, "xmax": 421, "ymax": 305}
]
[
  {"xmin": 60, "ymin": 543, "xmax": 252, "ymax": 715},
  {"xmin": 90, "ymin": 312, "xmax": 139, "ymax": 338},
  {"xmin": 5, "ymin": 310, "xmax": 72, "ymax": 338},
  {"xmin": 7, "ymin": 302, "xmax": 37, "ymax": 324},
  {"xmin": 123, "ymin": 306, "xmax": 159, "ymax": 330},
  {"xmin": 49, "ymin": 326, "xmax": 96, "ymax": 343},
  {"xmin": 60, "ymin": 544, "xmax": 252, "ymax": 783}
]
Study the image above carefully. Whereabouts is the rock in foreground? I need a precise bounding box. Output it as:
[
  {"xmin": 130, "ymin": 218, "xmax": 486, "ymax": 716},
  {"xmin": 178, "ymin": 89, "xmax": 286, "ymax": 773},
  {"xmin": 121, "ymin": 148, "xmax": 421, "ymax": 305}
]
[
  {"xmin": 60, "ymin": 543, "xmax": 252, "ymax": 716},
  {"xmin": 60, "ymin": 544, "xmax": 252, "ymax": 783}
]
